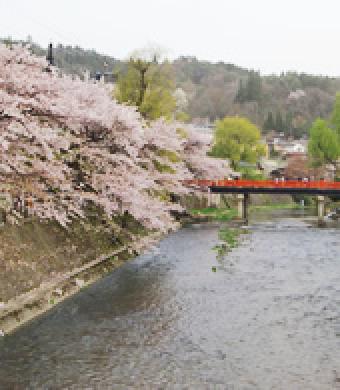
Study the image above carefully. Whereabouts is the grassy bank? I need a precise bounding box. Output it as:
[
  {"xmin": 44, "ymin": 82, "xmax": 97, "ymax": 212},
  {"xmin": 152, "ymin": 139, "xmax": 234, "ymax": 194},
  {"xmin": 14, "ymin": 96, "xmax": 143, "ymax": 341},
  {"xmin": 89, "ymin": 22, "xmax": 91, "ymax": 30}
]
[
  {"xmin": 190, "ymin": 203, "xmax": 307, "ymax": 221},
  {"xmin": 190, "ymin": 207, "xmax": 237, "ymax": 221}
]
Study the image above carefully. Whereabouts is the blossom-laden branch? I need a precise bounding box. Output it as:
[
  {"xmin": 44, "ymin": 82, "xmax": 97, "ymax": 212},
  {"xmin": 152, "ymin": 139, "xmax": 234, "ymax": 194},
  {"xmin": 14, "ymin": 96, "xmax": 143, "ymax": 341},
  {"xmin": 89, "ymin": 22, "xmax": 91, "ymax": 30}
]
[{"xmin": 0, "ymin": 44, "xmax": 231, "ymax": 231}]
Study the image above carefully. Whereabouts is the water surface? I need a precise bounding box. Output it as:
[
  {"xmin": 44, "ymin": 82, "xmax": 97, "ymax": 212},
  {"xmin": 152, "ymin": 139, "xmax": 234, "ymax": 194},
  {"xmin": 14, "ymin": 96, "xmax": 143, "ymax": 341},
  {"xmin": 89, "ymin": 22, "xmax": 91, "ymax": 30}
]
[{"xmin": 1, "ymin": 211, "xmax": 340, "ymax": 389}]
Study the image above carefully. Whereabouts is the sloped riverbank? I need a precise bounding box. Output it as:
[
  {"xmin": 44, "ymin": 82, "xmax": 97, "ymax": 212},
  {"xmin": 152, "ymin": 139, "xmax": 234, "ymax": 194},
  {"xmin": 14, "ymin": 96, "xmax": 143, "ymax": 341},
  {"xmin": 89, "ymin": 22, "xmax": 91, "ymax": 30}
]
[
  {"xmin": 0, "ymin": 216, "xmax": 165, "ymax": 334},
  {"xmin": 0, "ymin": 211, "xmax": 205, "ymax": 335}
]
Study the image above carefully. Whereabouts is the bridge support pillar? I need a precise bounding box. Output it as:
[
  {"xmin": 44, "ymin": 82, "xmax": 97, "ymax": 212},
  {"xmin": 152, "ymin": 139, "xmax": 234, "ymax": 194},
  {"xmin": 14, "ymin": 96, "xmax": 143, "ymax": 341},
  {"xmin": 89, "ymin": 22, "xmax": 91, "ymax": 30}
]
[
  {"xmin": 213, "ymin": 193, "xmax": 221, "ymax": 207},
  {"xmin": 237, "ymin": 193, "xmax": 249, "ymax": 222},
  {"xmin": 317, "ymin": 195, "xmax": 325, "ymax": 225},
  {"xmin": 208, "ymin": 188, "xmax": 212, "ymax": 207},
  {"xmin": 207, "ymin": 189, "xmax": 221, "ymax": 208}
]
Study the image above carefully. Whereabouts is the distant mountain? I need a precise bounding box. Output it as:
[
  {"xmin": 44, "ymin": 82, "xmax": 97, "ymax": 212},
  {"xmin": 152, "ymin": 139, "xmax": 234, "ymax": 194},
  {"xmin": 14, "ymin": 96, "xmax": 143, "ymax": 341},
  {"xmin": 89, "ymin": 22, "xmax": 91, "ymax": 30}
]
[{"xmin": 2, "ymin": 37, "xmax": 339, "ymax": 137}]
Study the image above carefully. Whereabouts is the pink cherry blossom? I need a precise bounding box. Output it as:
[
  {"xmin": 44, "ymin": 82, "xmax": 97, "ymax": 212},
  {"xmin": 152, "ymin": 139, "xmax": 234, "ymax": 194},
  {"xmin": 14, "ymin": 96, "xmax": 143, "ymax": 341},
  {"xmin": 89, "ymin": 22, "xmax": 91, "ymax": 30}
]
[{"xmin": 0, "ymin": 43, "xmax": 231, "ymax": 231}]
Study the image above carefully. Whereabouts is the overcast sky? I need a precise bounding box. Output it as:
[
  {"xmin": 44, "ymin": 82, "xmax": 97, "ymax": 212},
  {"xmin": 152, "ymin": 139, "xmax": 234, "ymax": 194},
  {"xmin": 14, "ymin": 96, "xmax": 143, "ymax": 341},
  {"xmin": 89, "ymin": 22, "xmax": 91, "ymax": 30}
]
[{"xmin": 1, "ymin": 0, "xmax": 339, "ymax": 76}]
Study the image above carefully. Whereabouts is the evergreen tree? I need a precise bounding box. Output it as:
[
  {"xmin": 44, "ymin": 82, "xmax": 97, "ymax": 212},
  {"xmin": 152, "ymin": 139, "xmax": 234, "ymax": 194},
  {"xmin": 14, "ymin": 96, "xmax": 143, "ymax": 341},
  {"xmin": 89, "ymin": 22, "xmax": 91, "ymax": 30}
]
[
  {"xmin": 285, "ymin": 112, "xmax": 293, "ymax": 136},
  {"xmin": 275, "ymin": 112, "xmax": 284, "ymax": 132},
  {"xmin": 263, "ymin": 112, "xmax": 275, "ymax": 131},
  {"xmin": 330, "ymin": 92, "xmax": 340, "ymax": 137},
  {"xmin": 246, "ymin": 71, "xmax": 262, "ymax": 101},
  {"xmin": 235, "ymin": 79, "xmax": 245, "ymax": 103},
  {"xmin": 235, "ymin": 71, "xmax": 262, "ymax": 103}
]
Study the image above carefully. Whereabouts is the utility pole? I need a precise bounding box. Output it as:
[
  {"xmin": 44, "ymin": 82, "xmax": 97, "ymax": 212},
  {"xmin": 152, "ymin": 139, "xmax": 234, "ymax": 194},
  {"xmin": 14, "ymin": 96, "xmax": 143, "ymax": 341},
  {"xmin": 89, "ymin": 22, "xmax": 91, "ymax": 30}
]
[{"xmin": 46, "ymin": 43, "xmax": 54, "ymax": 66}]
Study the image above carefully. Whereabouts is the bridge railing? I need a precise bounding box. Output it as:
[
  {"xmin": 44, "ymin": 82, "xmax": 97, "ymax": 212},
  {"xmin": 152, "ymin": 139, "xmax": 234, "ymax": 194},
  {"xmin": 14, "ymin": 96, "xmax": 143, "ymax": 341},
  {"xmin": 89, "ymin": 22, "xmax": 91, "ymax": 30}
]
[{"xmin": 184, "ymin": 179, "xmax": 340, "ymax": 190}]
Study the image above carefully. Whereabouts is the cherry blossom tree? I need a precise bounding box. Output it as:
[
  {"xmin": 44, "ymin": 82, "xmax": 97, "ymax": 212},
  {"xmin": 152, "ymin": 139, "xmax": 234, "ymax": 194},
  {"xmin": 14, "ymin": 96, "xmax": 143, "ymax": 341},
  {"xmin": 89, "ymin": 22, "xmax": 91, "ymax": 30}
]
[{"xmin": 0, "ymin": 43, "xmax": 231, "ymax": 231}]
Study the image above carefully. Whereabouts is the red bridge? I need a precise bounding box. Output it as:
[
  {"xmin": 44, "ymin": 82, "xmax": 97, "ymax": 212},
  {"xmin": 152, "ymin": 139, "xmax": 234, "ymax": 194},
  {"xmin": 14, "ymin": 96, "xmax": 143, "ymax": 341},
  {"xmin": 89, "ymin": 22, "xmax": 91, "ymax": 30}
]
[
  {"xmin": 185, "ymin": 179, "xmax": 340, "ymax": 223},
  {"xmin": 185, "ymin": 179, "xmax": 340, "ymax": 195}
]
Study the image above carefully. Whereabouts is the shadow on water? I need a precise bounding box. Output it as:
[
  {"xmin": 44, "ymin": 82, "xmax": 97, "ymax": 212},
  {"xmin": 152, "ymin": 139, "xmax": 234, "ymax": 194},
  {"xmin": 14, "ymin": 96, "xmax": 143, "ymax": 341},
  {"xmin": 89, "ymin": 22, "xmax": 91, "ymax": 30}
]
[{"xmin": 1, "ymin": 209, "xmax": 340, "ymax": 388}]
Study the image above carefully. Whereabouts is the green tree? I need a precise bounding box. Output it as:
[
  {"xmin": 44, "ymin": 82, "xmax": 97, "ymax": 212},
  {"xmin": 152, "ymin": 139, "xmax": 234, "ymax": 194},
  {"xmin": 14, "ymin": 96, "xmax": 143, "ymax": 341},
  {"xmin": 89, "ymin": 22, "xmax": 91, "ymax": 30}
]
[
  {"xmin": 235, "ymin": 71, "xmax": 262, "ymax": 103},
  {"xmin": 235, "ymin": 79, "xmax": 246, "ymax": 103},
  {"xmin": 175, "ymin": 111, "xmax": 191, "ymax": 123},
  {"xmin": 285, "ymin": 111, "xmax": 293, "ymax": 136},
  {"xmin": 330, "ymin": 92, "xmax": 340, "ymax": 137},
  {"xmin": 115, "ymin": 54, "xmax": 176, "ymax": 120},
  {"xmin": 308, "ymin": 119, "xmax": 340, "ymax": 167},
  {"xmin": 263, "ymin": 111, "xmax": 275, "ymax": 131},
  {"xmin": 275, "ymin": 111, "xmax": 285, "ymax": 131},
  {"xmin": 246, "ymin": 70, "xmax": 262, "ymax": 101},
  {"xmin": 210, "ymin": 117, "xmax": 266, "ymax": 169}
]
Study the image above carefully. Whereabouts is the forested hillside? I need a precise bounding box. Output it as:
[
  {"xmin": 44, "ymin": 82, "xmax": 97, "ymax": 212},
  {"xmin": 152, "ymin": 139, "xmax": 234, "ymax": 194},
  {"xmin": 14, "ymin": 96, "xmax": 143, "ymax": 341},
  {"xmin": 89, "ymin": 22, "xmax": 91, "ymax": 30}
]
[
  {"xmin": 174, "ymin": 56, "xmax": 340, "ymax": 137},
  {"xmin": 4, "ymin": 38, "xmax": 340, "ymax": 137}
]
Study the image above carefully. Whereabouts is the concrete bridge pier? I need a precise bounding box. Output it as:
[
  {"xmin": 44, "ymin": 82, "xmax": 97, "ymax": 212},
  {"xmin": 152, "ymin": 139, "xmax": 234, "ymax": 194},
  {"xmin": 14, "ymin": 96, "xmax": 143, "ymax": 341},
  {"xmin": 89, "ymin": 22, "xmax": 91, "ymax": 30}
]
[
  {"xmin": 237, "ymin": 193, "xmax": 249, "ymax": 222},
  {"xmin": 317, "ymin": 195, "xmax": 326, "ymax": 225},
  {"xmin": 207, "ymin": 188, "xmax": 212, "ymax": 207},
  {"xmin": 207, "ymin": 189, "xmax": 221, "ymax": 208}
]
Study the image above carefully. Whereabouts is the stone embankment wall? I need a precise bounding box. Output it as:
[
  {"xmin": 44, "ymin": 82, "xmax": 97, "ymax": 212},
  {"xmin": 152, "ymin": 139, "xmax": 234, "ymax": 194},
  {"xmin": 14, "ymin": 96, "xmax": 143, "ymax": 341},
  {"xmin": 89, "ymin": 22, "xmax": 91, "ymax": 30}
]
[{"xmin": 0, "ymin": 214, "xmax": 164, "ymax": 334}]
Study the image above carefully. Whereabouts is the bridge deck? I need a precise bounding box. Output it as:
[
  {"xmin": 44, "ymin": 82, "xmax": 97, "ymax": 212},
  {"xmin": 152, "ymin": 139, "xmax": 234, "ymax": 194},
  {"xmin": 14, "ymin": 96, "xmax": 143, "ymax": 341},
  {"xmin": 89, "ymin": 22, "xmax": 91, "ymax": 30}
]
[{"xmin": 186, "ymin": 179, "xmax": 340, "ymax": 196}]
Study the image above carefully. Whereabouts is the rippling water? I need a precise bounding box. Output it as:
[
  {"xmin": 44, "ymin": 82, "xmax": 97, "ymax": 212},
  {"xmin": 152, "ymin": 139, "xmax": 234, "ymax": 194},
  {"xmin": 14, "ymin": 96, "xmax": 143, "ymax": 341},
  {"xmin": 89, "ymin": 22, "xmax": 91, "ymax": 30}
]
[{"xmin": 1, "ymin": 211, "xmax": 340, "ymax": 389}]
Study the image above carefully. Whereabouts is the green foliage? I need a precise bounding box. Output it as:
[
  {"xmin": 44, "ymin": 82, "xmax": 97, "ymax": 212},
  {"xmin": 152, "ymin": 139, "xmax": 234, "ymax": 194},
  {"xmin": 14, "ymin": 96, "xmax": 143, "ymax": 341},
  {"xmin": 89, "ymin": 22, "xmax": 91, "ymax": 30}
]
[
  {"xmin": 115, "ymin": 63, "xmax": 142, "ymax": 106},
  {"xmin": 309, "ymin": 93, "xmax": 340, "ymax": 169},
  {"xmin": 218, "ymin": 227, "xmax": 239, "ymax": 247},
  {"xmin": 270, "ymin": 149, "xmax": 280, "ymax": 158},
  {"xmin": 149, "ymin": 189, "xmax": 171, "ymax": 202},
  {"xmin": 176, "ymin": 127, "xmax": 188, "ymax": 139},
  {"xmin": 235, "ymin": 71, "xmax": 262, "ymax": 103},
  {"xmin": 264, "ymin": 110, "xmax": 291, "ymax": 133},
  {"xmin": 175, "ymin": 111, "xmax": 191, "ymax": 123},
  {"xmin": 308, "ymin": 118, "xmax": 340, "ymax": 166},
  {"xmin": 157, "ymin": 149, "xmax": 181, "ymax": 163},
  {"xmin": 115, "ymin": 57, "xmax": 176, "ymax": 120},
  {"xmin": 210, "ymin": 117, "xmax": 266, "ymax": 168},
  {"xmin": 190, "ymin": 207, "xmax": 237, "ymax": 221},
  {"xmin": 152, "ymin": 160, "xmax": 176, "ymax": 173},
  {"xmin": 213, "ymin": 227, "xmax": 245, "ymax": 261},
  {"xmin": 235, "ymin": 79, "xmax": 246, "ymax": 103},
  {"xmin": 263, "ymin": 111, "xmax": 275, "ymax": 131},
  {"xmin": 330, "ymin": 92, "xmax": 340, "ymax": 137},
  {"xmin": 239, "ymin": 167, "xmax": 266, "ymax": 180},
  {"xmin": 285, "ymin": 111, "xmax": 293, "ymax": 134},
  {"xmin": 275, "ymin": 111, "xmax": 285, "ymax": 132}
]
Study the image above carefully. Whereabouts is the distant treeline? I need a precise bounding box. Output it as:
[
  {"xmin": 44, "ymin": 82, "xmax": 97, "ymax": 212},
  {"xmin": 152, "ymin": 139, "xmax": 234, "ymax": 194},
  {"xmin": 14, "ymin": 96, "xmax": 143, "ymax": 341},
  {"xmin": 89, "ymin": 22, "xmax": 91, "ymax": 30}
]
[
  {"xmin": 174, "ymin": 56, "xmax": 340, "ymax": 137},
  {"xmin": 3, "ymin": 37, "xmax": 340, "ymax": 138}
]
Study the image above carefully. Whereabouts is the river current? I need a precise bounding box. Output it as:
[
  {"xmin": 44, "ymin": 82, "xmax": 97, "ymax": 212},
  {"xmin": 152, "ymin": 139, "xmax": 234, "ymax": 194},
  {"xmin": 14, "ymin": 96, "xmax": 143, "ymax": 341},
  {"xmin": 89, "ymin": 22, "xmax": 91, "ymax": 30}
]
[{"xmin": 0, "ymin": 210, "xmax": 340, "ymax": 389}]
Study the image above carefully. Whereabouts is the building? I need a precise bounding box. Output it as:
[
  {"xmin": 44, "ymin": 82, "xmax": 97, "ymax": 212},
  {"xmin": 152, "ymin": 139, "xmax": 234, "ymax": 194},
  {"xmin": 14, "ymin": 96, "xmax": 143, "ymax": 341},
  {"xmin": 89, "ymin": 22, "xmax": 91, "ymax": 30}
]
[{"xmin": 267, "ymin": 135, "xmax": 308, "ymax": 158}]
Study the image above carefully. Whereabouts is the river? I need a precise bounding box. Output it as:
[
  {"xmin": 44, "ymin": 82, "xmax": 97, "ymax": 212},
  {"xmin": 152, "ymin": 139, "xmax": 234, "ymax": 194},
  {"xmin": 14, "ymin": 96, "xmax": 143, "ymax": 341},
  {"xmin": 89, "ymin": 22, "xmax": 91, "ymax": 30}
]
[{"xmin": 0, "ymin": 210, "xmax": 340, "ymax": 389}]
